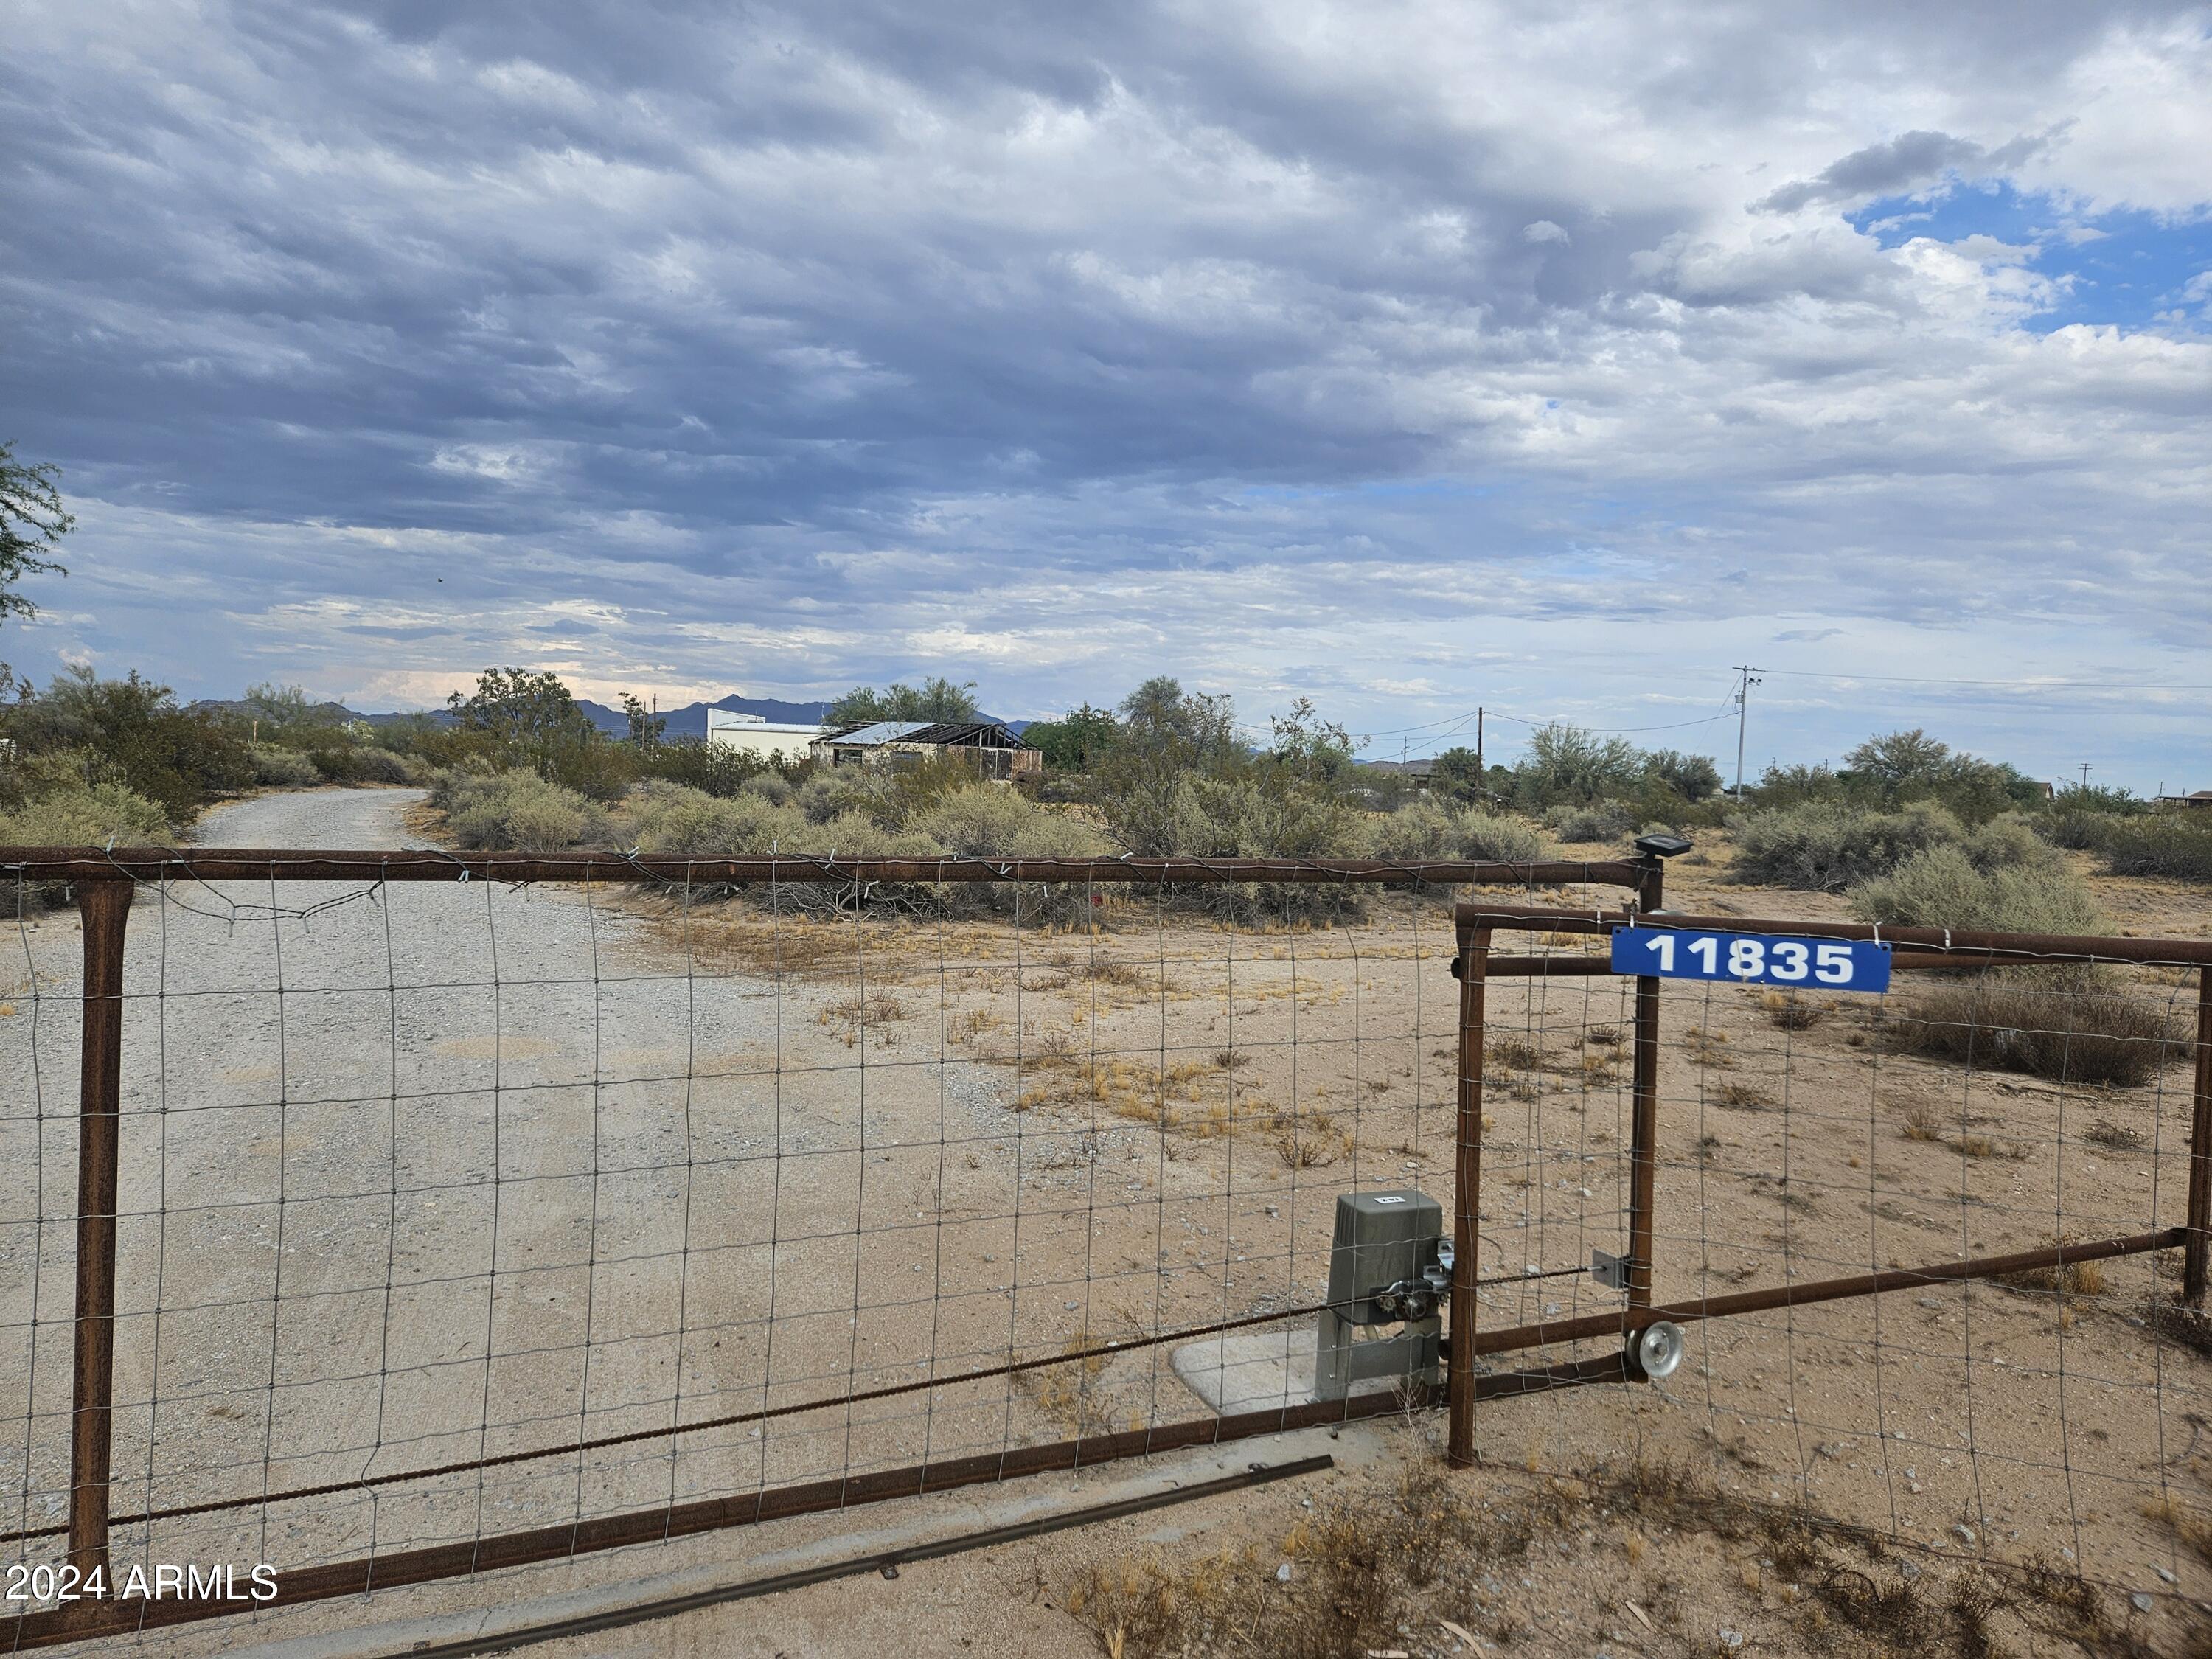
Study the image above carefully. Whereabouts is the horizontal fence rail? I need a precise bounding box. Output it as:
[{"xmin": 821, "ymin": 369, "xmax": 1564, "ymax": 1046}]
[
  {"xmin": 2, "ymin": 849, "xmax": 1646, "ymax": 888},
  {"xmin": 1, "ymin": 849, "xmax": 1651, "ymax": 1647}
]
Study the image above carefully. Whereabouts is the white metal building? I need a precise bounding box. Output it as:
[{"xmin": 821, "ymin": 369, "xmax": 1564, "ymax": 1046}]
[{"xmin": 705, "ymin": 709, "xmax": 821, "ymax": 762}]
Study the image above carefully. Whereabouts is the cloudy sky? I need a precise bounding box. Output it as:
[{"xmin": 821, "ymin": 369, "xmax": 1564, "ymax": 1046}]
[{"xmin": 4, "ymin": 1, "xmax": 2208, "ymax": 788}]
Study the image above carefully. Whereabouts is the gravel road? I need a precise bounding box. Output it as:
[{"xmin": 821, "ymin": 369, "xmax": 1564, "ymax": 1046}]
[
  {"xmin": 3, "ymin": 785, "xmax": 1050, "ymax": 1590},
  {"xmin": 191, "ymin": 785, "xmax": 434, "ymax": 850}
]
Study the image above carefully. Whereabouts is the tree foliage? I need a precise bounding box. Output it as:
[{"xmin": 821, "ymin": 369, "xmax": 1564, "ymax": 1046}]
[
  {"xmin": 1023, "ymin": 703, "xmax": 1120, "ymax": 772},
  {"xmin": 2, "ymin": 665, "xmax": 250, "ymax": 821},
  {"xmin": 825, "ymin": 675, "xmax": 980, "ymax": 729},
  {"xmin": 447, "ymin": 667, "xmax": 627, "ymax": 800},
  {"xmin": 1268, "ymin": 696, "xmax": 1361, "ymax": 784},
  {"xmin": 1510, "ymin": 723, "xmax": 1646, "ymax": 810},
  {"xmin": 0, "ymin": 442, "xmax": 74, "ymax": 624},
  {"xmin": 1754, "ymin": 728, "xmax": 2047, "ymax": 824}
]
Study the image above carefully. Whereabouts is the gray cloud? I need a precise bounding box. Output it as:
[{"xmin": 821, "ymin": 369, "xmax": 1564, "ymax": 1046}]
[
  {"xmin": 1755, "ymin": 127, "xmax": 2059, "ymax": 213},
  {"xmin": 0, "ymin": 1, "xmax": 2207, "ymax": 786}
]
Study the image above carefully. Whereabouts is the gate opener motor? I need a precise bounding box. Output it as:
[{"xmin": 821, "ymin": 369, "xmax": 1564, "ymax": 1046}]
[
  {"xmin": 1312, "ymin": 1189, "xmax": 1688, "ymax": 1399},
  {"xmin": 1313, "ymin": 1189, "xmax": 1450, "ymax": 1402}
]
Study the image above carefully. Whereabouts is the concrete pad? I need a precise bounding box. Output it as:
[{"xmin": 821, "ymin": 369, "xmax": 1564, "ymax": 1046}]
[{"xmin": 1169, "ymin": 1330, "xmax": 1419, "ymax": 1414}]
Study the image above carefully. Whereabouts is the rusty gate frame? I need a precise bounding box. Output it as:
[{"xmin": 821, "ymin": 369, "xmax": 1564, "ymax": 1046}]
[
  {"xmin": 4, "ymin": 846, "xmax": 1651, "ymax": 1649},
  {"xmin": 1444, "ymin": 897, "xmax": 2212, "ymax": 1467}
]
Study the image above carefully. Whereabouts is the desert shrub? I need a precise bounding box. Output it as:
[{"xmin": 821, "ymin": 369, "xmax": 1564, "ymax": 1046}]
[
  {"xmin": 617, "ymin": 780, "xmax": 807, "ymax": 856},
  {"xmin": 790, "ymin": 809, "xmax": 944, "ymax": 859},
  {"xmin": 914, "ymin": 788, "xmax": 1110, "ymax": 859},
  {"xmin": 1359, "ymin": 801, "xmax": 1551, "ymax": 863},
  {"xmin": 249, "ymin": 744, "xmax": 322, "ymax": 787},
  {"xmin": 741, "ymin": 770, "xmax": 796, "ymax": 807},
  {"xmin": 437, "ymin": 768, "xmax": 596, "ymax": 852},
  {"xmin": 1543, "ymin": 798, "xmax": 1638, "ymax": 844},
  {"xmin": 1886, "ymin": 978, "xmax": 2184, "ymax": 1088},
  {"xmin": 639, "ymin": 735, "xmax": 780, "ymax": 799},
  {"xmin": 1958, "ymin": 810, "xmax": 2046, "ymax": 872},
  {"xmin": 911, "ymin": 786, "xmax": 1034, "ymax": 856},
  {"xmin": 308, "ymin": 745, "xmax": 413, "ymax": 785},
  {"xmin": 1856, "ymin": 847, "xmax": 2182, "ymax": 1087},
  {"xmin": 794, "ymin": 771, "xmax": 849, "ymax": 824},
  {"xmin": 1007, "ymin": 809, "xmax": 1112, "ymax": 858},
  {"xmin": 364, "ymin": 711, "xmax": 499, "ymax": 772},
  {"xmin": 1455, "ymin": 807, "xmax": 1549, "ymax": 863},
  {"xmin": 2042, "ymin": 807, "xmax": 2121, "ymax": 851},
  {"xmin": 0, "ymin": 778, "xmax": 167, "ymax": 844},
  {"xmin": 1848, "ymin": 845, "xmax": 2100, "ymax": 933},
  {"xmin": 1198, "ymin": 771, "xmax": 1357, "ymax": 857},
  {"xmin": 3, "ymin": 666, "xmax": 251, "ymax": 821},
  {"xmin": 1729, "ymin": 799, "xmax": 1964, "ymax": 890},
  {"xmin": 1357, "ymin": 799, "xmax": 1457, "ymax": 860},
  {"xmin": 2098, "ymin": 813, "xmax": 2212, "ymax": 883}
]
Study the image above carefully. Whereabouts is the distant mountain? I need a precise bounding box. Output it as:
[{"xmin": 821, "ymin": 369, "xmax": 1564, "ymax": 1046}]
[
  {"xmin": 189, "ymin": 697, "xmax": 463, "ymax": 729},
  {"xmin": 191, "ymin": 697, "xmax": 367, "ymax": 726}
]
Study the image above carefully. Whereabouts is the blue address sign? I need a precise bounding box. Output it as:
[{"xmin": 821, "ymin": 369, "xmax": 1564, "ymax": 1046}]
[{"xmin": 1609, "ymin": 926, "xmax": 1892, "ymax": 994}]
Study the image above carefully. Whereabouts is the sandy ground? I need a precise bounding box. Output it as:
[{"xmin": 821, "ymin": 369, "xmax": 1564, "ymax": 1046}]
[{"xmin": 4, "ymin": 800, "xmax": 2208, "ymax": 1656}]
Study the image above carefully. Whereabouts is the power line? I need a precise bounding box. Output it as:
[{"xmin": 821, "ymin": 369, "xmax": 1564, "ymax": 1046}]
[
  {"xmin": 1747, "ymin": 668, "xmax": 2212, "ymax": 692},
  {"xmin": 1477, "ymin": 709, "xmax": 1741, "ymax": 735}
]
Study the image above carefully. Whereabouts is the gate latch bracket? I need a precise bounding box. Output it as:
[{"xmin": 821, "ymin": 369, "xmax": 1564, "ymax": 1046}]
[{"xmin": 1592, "ymin": 1248, "xmax": 1629, "ymax": 1291}]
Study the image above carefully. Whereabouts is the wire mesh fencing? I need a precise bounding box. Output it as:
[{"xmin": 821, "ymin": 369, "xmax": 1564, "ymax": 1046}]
[
  {"xmin": 0, "ymin": 850, "xmax": 1647, "ymax": 1647},
  {"xmin": 1450, "ymin": 900, "xmax": 2212, "ymax": 1610}
]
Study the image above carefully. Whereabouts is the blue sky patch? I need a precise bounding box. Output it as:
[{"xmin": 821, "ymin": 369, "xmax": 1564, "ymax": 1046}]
[{"xmin": 1851, "ymin": 181, "xmax": 2211, "ymax": 332}]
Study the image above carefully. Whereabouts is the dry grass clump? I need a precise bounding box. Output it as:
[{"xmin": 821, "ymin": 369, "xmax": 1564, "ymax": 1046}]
[
  {"xmin": 1485, "ymin": 1034, "xmax": 1548, "ymax": 1072},
  {"xmin": 1026, "ymin": 1330, "xmax": 1121, "ymax": 1437},
  {"xmin": 1271, "ymin": 1121, "xmax": 1353, "ymax": 1169},
  {"xmin": 1886, "ymin": 974, "xmax": 2185, "ymax": 1089},
  {"xmin": 1899, "ymin": 1099, "xmax": 1947, "ymax": 1141},
  {"xmin": 1578, "ymin": 1050, "xmax": 1620, "ymax": 1084},
  {"xmin": 817, "ymin": 990, "xmax": 904, "ymax": 1046},
  {"xmin": 1582, "ymin": 1023, "xmax": 1623, "ymax": 1047},
  {"xmin": 1761, "ymin": 989, "xmax": 1827, "ymax": 1031},
  {"xmin": 1068, "ymin": 1464, "xmax": 1495, "ymax": 1659},
  {"xmin": 2140, "ymin": 1493, "xmax": 2212, "ymax": 1569},
  {"xmin": 2082, "ymin": 1117, "xmax": 2147, "ymax": 1152},
  {"xmin": 1711, "ymin": 1079, "xmax": 1775, "ymax": 1110},
  {"xmin": 1998, "ymin": 1238, "xmax": 2109, "ymax": 1298},
  {"xmin": 949, "ymin": 1005, "xmax": 1005, "ymax": 1046},
  {"xmin": 1681, "ymin": 1026, "xmax": 1734, "ymax": 1068}
]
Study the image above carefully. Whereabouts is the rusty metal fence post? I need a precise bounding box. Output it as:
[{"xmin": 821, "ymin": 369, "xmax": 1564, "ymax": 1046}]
[
  {"xmin": 2187, "ymin": 964, "xmax": 2212, "ymax": 1304},
  {"xmin": 1625, "ymin": 855, "xmax": 1665, "ymax": 1309},
  {"xmin": 1447, "ymin": 927, "xmax": 1491, "ymax": 1467},
  {"xmin": 68, "ymin": 878, "xmax": 131, "ymax": 1581}
]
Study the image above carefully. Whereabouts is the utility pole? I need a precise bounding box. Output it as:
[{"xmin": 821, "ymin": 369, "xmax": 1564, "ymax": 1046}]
[
  {"xmin": 1731, "ymin": 667, "xmax": 1763, "ymax": 799},
  {"xmin": 2079, "ymin": 762, "xmax": 2092, "ymax": 792},
  {"xmin": 1475, "ymin": 707, "xmax": 1484, "ymax": 776}
]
